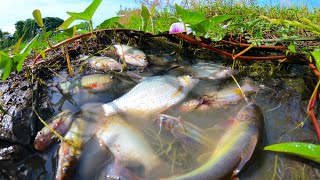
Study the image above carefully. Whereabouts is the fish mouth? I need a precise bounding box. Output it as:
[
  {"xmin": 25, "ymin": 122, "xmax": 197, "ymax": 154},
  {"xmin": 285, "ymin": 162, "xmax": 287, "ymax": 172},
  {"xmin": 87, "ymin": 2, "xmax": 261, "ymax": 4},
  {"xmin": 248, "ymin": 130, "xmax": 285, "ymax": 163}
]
[{"xmin": 178, "ymin": 75, "xmax": 199, "ymax": 87}]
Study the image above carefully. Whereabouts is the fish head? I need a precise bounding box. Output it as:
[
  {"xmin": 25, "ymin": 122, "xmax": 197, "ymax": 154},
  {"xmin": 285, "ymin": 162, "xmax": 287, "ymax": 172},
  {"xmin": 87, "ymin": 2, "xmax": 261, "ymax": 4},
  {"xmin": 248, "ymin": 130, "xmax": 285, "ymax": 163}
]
[
  {"xmin": 236, "ymin": 103, "xmax": 263, "ymax": 127},
  {"xmin": 177, "ymin": 75, "xmax": 199, "ymax": 90},
  {"xmin": 155, "ymin": 114, "xmax": 179, "ymax": 130},
  {"xmin": 179, "ymin": 99, "xmax": 201, "ymax": 112},
  {"xmin": 34, "ymin": 127, "xmax": 53, "ymax": 151},
  {"xmin": 34, "ymin": 111, "xmax": 73, "ymax": 151}
]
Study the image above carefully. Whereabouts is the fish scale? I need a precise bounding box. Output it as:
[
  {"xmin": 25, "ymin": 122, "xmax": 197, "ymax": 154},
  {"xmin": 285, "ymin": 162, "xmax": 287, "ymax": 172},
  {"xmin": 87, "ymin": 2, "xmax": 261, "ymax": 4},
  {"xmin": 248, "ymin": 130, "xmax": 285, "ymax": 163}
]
[{"xmin": 102, "ymin": 75, "xmax": 199, "ymax": 117}]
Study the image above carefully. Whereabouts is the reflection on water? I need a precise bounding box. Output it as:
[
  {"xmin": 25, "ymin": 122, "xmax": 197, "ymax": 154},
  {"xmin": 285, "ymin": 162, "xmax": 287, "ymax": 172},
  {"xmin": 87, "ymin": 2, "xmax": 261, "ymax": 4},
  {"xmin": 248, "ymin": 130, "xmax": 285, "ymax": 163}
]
[{"xmin": 30, "ymin": 59, "xmax": 320, "ymax": 180}]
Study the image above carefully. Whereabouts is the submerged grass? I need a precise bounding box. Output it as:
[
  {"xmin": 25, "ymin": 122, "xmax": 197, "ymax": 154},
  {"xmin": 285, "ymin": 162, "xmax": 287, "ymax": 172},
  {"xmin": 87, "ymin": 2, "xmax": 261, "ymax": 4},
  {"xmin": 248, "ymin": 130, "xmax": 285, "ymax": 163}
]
[{"xmin": 145, "ymin": 128, "xmax": 191, "ymax": 173}]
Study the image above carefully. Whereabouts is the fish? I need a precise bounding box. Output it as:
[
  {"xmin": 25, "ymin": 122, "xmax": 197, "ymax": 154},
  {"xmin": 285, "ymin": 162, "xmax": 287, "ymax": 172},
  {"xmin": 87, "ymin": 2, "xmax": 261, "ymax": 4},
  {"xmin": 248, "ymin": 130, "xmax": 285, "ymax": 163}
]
[
  {"xmin": 162, "ymin": 103, "xmax": 263, "ymax": 180},
  {"xmin": 34, "ymin": 110, "xmax": 73, "ymax": 151},
  {"xmin": 190, "ymin": 62, "xmax": 237, "ymax": 81},
  {"xmin": 101, "ymin": 75, "xmax": 199, "ymax": 117},
  {"xmin": 56, "ymin": 116, "xmax": 98, "ymax": 180},
  {"xmin": 87, "ymin": 56, "xmax": 123, "ymax": 71},
  {"xmin": 58, "ymin": 74, "xmax": 115, "ymax": 93},
  {"xmin": 180, "ymin": 79, "xmax": 258, "ymax": 112},
  {"xmin": 113, "ymin": 44, "xmax": 148, "ymax": 67},
  {"xmin": 155, "ymin": 114, "xmax": 214, "ymax": 155},
  {"xmin": 95, "ymin": 115, "xmax": 160, "ymax": 173}
]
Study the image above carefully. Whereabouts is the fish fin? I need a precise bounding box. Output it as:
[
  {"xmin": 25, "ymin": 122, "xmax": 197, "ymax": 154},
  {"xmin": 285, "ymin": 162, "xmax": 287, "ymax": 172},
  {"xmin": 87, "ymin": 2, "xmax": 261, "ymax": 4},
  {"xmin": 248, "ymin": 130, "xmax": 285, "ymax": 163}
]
[
  {"xmin": 236, "ymin": 136, "xmax": 258, "ymax": 173},
  {"xmin": 171, "ymin": 86, "xmax": 183, "ymax": 98}
]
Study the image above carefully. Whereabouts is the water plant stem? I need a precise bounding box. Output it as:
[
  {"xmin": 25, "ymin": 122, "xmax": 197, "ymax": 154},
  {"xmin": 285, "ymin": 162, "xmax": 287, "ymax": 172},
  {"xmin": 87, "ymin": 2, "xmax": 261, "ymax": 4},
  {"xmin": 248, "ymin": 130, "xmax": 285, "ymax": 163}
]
[
  {"xmin": 232, "ymin": 43, "xmax": 254, "ymax": 60},
  {"xmin": 220, "ymin": 39, "xmax": 285, "ymax": 49},
  {"xmin": 173, "ymin": 33, "xmax": 293, "ymax": 62},
  {"xmin": 248, "ymin": 37, "xmax": 320, "ymax": 43},
  {"xmin": 63, "ymin": 45, "xmax": 73, "ymax": 76},
  {"xmin": 306, "ymin": 61, "xmax": 320, "ymax": 143}
]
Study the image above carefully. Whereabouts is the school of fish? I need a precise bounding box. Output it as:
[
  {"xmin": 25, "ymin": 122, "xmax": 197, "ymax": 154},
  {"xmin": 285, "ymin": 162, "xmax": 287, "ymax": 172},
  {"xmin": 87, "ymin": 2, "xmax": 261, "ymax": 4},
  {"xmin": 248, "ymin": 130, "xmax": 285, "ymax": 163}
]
[{"xmin": 34, "ymin": 43, "xmax": 264, "ymax": 180}]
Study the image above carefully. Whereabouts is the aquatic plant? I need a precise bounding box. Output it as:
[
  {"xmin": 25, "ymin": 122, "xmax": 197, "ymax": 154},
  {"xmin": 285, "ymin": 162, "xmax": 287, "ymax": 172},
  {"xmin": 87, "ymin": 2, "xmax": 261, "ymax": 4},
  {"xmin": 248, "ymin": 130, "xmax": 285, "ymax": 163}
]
[
  {"xmin": 59, "ymin": 0, "xmax": 102, "ymax": 32},
  {"xmin": 264, "ymin": 142, "xmax": 320, "ymax": 163},
  {"xmin": 32, "ymin": 9, "xmax": 52, "ymax": 48}
]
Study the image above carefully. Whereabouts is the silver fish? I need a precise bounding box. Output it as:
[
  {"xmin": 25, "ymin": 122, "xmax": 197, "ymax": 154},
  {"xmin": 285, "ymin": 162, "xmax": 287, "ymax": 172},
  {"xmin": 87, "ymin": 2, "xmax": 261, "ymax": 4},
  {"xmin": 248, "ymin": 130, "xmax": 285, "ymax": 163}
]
[
  {"xmin": 101, "ymin": 75, "xmax": 199, "ymax": 117},
  {"xmin": 190, "ymin": 62, "xmax": 237, "ymax": 81},
  {"xmin": 180, "ymin": 79, "xmax": 258, "ymax": 112},
  {"xmin": 96, "ymin": 115, "xmax": 160, "ymax": 172},
  {"xmin": 113, "ymin": 44, "xmax": 148, "ymax": 67},
  {"xmin": 88, "ymin": 56, "xmax": 123, "ymax": 71}
]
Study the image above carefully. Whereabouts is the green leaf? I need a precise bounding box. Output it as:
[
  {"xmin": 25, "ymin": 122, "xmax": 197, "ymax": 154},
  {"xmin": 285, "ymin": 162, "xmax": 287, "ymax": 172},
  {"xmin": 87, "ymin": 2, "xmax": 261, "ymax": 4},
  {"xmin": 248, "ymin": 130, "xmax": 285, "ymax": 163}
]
[
  {"xmin": 209, "ymin": 15, "xmax": 238, "ymax": 27},
  {"xmin": 287, "ymin": 42, "xmax": 297, "ymax": 53},
  {"xmin": 96, "ymin": 16, "xmax": 122, "ymax": 30},
  {"xmin": 13, "ymin": 53, "xmax": 28, "ymax": 72},
  {"xmin": 14, "ymin": 38, "xmax": 22, "ymax": 54},
  {"xmin": 175, "ymin": 4, "xmax": 206, "ymax": 24},
  {"xmin": 67, "ymin": 0, "xmax": 102, "ymax": 21},
  {"xmin": 141, "ymin": 4, "xmax": 150, "ymax": 32},
  {"xmin": 40, "ymin": 50, "xmax": 46, "ymax": 60},
  {"xmin": 150, "ymin": 3, "xmax": 157, "ymax": 17},
  {"xmin": 20, "ymin": 34, "xmax": 40, "ymax": 54},
  {"xmin": 58, "ymin": 16, "xmax": 76, "ymax": 29},
  {"xmin": 261, "ymin": 16, "xmax": 320, "ymax": 35},
  {"xmin": 190, "ymin": 15, "xmax": 237, "ymax": 34},
  {"xmin": 311, "ymin": 49, "xmax": 320, "ymax": 71},
  {"xmin": 264, "ymin": 142, "xmax": 320, "ymax": 163},
  {"xmin": 32, "ymin": 9, "xmax": 44, "ymax": 28},
  {"xmin": 0, "ymin": 52, "xmax": 14, "ymax": 81},
  {"xmin": 190, "ymin": 19, "xmax": 210, "ymax": 33}
]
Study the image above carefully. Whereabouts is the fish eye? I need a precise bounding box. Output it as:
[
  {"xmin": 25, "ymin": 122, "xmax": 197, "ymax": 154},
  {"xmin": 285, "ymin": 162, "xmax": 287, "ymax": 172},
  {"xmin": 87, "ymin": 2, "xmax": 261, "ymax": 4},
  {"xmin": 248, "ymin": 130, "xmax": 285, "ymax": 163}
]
[
  {"xmin": 160, "ymin": 116, "xmax": 167, "ymax": 121},
  {"xmin": 183, "ymin": 102, "xmax": 189, "ymax": 106},
  {"xmin": 188, "ymin": 74, "xmax": 193, "ymax": 78}
]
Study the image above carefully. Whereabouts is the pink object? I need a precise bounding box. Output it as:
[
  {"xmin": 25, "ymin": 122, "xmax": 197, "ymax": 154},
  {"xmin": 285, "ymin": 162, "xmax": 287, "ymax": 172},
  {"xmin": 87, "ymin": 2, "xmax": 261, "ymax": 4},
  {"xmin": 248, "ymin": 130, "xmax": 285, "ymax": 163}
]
[{"xmin": 169, "ymin": 22, "xmax": 192, "ymax": 34}]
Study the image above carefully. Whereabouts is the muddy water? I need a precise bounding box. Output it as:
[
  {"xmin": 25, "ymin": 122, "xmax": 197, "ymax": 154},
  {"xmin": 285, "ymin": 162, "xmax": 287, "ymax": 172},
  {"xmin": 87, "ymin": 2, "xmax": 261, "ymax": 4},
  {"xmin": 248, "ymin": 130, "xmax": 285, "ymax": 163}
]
[{"xmin": 26, "ymin": 57, "xmax": 319, "ymax": 180}]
